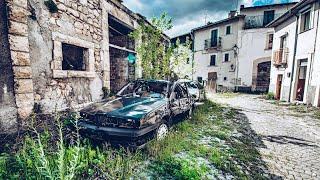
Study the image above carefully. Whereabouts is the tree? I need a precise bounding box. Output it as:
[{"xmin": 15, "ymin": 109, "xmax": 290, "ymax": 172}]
[
  {"xmin": 170, "ymin": 38, "xmax": 193, "ymax": 79},
  {"xmin": 130, "ymin": 12, "xmax": 193, "ymax": 80},
  {"xmin": 130, "ymin": 13, "xmax": 172, "ymax": 79}
]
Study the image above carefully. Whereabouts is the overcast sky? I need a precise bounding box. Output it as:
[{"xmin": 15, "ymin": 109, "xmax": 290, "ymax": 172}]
[{"xmin": 122, "ymin": 0, "xmax": 298, "ymax": 38}]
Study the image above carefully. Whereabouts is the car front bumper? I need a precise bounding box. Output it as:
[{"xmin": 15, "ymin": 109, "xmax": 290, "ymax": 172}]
[{"xmin": 78, "ymin": 121, "xmax": 158, "ymax": 147}]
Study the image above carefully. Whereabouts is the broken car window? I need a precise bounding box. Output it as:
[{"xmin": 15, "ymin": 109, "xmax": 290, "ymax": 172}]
[{"xmin": 117, "ymin": 81, "xmax": 169, "ymax": 98}]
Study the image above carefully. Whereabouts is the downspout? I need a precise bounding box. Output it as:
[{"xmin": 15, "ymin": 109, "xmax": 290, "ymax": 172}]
[
  {"xmin": 190, "ymin": 31, "xmax": 195, "ymax": 81},
  {"xmin": 288, "ymin": 14, "xmax": 299, "ymax": 102}
]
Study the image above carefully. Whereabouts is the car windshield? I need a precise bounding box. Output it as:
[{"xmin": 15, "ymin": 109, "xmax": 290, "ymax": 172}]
[
  {"xmin": 185, "ymin": 81, "xmax": 198, "ymax": 88},
  {"xmin": 117, "ymin": 81, "xmax": 169, "ymax": 98}
]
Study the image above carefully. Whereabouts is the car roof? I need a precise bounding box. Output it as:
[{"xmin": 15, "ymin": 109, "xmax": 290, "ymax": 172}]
[
  {"xmin": 135, "ymin": 79, "xmax": 170, "ymax": 83},
  {"xmin": 177, "ymin": 79, "xmax": 193, "ymax": 83}
]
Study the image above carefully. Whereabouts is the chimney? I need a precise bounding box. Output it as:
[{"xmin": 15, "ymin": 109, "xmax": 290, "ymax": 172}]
[{"xmin": 228, "ymin": 10, "xmax": 237, "ymax": 18}]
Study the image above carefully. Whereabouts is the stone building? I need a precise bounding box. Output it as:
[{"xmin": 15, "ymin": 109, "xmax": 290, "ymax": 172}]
[
  {"xmin": 0, "ymin": 0, "xmax": 167, "ymax": 133},
  {"xmin": 268, "ymin": 0, "xmax": 320, "ymax": 106}
]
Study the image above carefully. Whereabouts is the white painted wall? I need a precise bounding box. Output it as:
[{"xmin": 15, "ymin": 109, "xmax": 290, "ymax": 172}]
[
  {"xmin": 237, "ymin": 28, "xmax": 273, "ymax": 88},
  {"xmin": 269, "ymin": 2, "xmax": 320, "ymax": 106},
  {"xmin": 193, "ymin": 19, "xmax": 242, "ymax": 90}
]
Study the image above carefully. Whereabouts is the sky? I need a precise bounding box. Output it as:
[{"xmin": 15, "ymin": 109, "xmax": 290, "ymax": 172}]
[{"xmin": 122, "ymin": 0, "xmax": 299, "ymax": 38}]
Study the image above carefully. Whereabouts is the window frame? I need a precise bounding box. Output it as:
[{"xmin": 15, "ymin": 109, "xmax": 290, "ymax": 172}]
[
  {"xmin": 209, "ymin": 54, "xmax": 217, "ymax": 66},
  {"xmin": 300, "ymin": 9, "xmax": 312, "ymax": 33},
  {"xmin": 224, "ymin": 53, "xmax": 229, "ymax": 62},
  {"xmin": 266, "ymin": 33, "xmax": 274, "ymax": 50},
  {"xmin": 226, "ymin": 25, "xmax": 232, "ymax": 35},
  {"xmin": 51, "ymin": 32, "xmax": 95, "ymax": 78}
]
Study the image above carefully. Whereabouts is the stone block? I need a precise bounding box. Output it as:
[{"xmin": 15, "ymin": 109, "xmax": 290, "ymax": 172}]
[
  {"xmin": 17, "ymin": 106, "xmax": 33, "ymax": 119},
  {"xmin": 7, "ymin": 0, "xmax": 27, "ymax": 8},
  {"xmin": 11, "ymin": 51, "xmax": 31, "ymax": 66},
  {"xmin": 8, "ymin": 5, "xmax": 29, "ymax": 23},
  {"xmin": 8, "ymin": 21, "xmax": 28, "ymax": 36},
  {"xmin": 15, "ymin": 93, "xmax": 34, "ymax": 108},
  {"xmin": 8, "ymin": 35, "xmax": 29, "ymax": 52},
  {"xmin": 14, "ymin": 79, "xmax": 33, "ymax": 93},
  {"xmin": 13, "ymin": 66, "xmax": 32, "ymax": 79}
]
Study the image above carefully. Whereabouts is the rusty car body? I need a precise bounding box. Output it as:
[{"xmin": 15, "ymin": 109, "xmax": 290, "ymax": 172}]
[{"xmin": 78, "ymin": 79, "xmax": 194, "ymax": 147}]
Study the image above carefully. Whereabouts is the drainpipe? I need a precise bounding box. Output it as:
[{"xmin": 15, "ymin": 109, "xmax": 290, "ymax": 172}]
[
  {"xmin": 288, "ymin": 14, "xmax": 299, "ymax": 102},
  {"xmin": 190, "ymin": 31, "xmax": 195, "ymax": 81}
]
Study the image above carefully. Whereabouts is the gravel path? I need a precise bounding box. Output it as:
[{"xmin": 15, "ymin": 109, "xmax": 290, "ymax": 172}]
[{"xmin": 209, "ymin": 93, "xmax": 320, "ymax": 179}]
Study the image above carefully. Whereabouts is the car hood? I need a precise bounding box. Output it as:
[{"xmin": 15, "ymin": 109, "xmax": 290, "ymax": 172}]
[{"xmin": 80, "ymin": 96, "xmax": 167, "ymax": 120}]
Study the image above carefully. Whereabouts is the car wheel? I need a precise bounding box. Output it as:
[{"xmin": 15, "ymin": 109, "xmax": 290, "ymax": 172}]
[{"xmin": 156, "ymin": 123, "xmax": 169, "ymax": 140}]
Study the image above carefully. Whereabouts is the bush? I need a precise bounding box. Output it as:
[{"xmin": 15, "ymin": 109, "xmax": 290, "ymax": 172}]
[{"xmin": 265, "ymin": 92, "xmax": 275, "ymax": 100}]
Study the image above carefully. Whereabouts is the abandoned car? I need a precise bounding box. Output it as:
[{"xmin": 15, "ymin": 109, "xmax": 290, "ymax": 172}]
[
  {"xmin": 78, "ymin": 79, "xmax": 194, "ymax": 147},
  {"xmin": 178, "ymin": 79, "xmax": 205, "ymax": 101}
]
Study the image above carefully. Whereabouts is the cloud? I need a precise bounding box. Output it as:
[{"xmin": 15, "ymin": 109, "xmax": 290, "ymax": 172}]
[{"xmin": 122, "ymin": 0, "xmax": 298, "ymax": 37}]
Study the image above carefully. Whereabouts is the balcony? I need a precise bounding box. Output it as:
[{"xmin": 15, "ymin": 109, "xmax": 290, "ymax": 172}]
[
  {"xmin": 204, "ymin": 37, "xmax": 221, "ymax": 50},
  {"xmin": 244, "ymin": 14, "xmax": 282, "ymax": 29},
  {"xmin": 273, "ymin": 48, "xmax": 289, "ymax": 67}
]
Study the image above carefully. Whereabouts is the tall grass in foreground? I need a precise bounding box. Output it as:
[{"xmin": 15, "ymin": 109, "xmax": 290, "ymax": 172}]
[{"xmin": 0, "ymin": 113, "xmax": 142, "ymax": 179}]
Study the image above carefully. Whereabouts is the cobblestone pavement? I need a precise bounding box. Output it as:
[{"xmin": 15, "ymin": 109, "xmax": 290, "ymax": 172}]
[{"xmin": 209, "ymin": 93, "xmax": 320, "ymax": 180}]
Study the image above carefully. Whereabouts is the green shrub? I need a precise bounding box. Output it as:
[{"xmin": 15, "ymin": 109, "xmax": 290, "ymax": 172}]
[{"xmin": 265, "ymin": 92, "xmax": 275, "ymax": 100}]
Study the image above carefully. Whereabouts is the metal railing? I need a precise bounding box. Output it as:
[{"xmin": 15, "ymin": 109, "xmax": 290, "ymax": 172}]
[
  {"xmin": 109, "ymin": 35, "xmax": 135, "ymax": 50},
  {"xmin": 204, "ymin": 37, "xmax": 222, "ymax": 49},
  {"xmin": 244, "ymin": 14, "xmax": 282, "ymax": 29},
  {"xmin": 273, "ymin": 48, "xmax": 289, "ymax": 66}
]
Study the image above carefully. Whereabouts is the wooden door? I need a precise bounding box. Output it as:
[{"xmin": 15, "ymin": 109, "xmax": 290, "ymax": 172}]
[{"xmin": 276, "ymin": 74, "xmax": 283, "ymax": 100}]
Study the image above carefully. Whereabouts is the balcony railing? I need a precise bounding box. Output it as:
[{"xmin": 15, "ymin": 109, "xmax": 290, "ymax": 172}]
[
  {"xmin": 244, "ymin": 14, "xmax": 282, "ymax": 29},
  {"xmin": 273, "ymin": 48, "xmax": 289, "ymax": 66},
  {"xmin": 204, "ymin": 37, "xmax": 221, "ymax": 50},
  {"xmin": 109, "ymin": 35, "xmax": 135, "ymax": 50}
]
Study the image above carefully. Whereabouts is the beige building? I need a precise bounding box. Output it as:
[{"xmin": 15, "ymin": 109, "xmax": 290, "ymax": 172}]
[{"xmin": 0, "ymin": 0, "xmax": 168, "ymax": 133}]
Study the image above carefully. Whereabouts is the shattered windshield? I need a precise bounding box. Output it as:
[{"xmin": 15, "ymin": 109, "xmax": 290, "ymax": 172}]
[
  {"xmin": 117, "ymin": 81, "xmax": 170, "ymax": 98},
  {"xmin": 185, "ymin": 81, "xmax": 198, "ymax": 89}
]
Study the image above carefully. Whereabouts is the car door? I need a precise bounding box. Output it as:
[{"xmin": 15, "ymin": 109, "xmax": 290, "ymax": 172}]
[
  {"xmin": 170, "ymin": 83, "xmax": 183, "ymax": 116},
  {"xmin": 177, "ymin": 84, "xmax": 191, "ymax": 113}
]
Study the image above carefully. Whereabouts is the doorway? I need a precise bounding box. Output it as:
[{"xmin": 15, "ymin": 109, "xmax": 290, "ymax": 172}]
[
  {"xmin": 295, "ymin": 59, "xmax": 308, "ymax": 102},
  {"xmin": 208, "ymin": 72, "xmax": 217, "ymax": 92},
  {"xmin": 276, "ymin": 74, "xmax": 283, "ymax": 100}
]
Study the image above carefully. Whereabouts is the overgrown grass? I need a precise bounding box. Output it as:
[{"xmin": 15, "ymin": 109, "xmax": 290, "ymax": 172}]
[{"xmin": 0, "ymin": 100, "xmax": 264, "ymax": 179}]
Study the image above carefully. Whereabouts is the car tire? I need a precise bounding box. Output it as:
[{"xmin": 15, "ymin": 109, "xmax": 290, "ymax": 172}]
[{"xmin": 155, "ymin": 123, "xmax": 169, "ymax": 140}]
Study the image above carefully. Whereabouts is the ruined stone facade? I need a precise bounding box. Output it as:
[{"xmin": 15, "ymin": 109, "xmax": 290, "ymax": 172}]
[{"xmin": 0, "ymin": 0, "xmax": 152, "ymax": 133}]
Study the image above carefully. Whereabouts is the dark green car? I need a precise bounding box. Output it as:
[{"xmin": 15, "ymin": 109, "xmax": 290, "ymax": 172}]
[{"xmin": 78, "ymin": 79, "xmax": 194, "ymax": 148}]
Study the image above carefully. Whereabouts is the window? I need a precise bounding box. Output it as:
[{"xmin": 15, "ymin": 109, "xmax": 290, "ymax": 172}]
[
  {"xmin": 224, "ymin": 77, "xmax": 227, "ymax": 81},
  {"xmin": 266, "ymin": 33, "xmax": 274, "ymax": 49},
  {"xmin": 263, "ymin": 10, "xmax": 275, "ymax": 26},
  {"xmin": 226, "ymin": 25, "xmax": 231, "ymax": 35},
  {"xmin": 62, "ymin": 43, "xmax": 88, "ymax": 71},
  {"xmin": 224, "ymin": 53, "xmax": 229, "ymax": 62},
  {"xmin": 211, "ymin": 29, "xmax": 218, "ymax": 47},
  {"xmin": 186, "ymin": 58, "xmax": 190, "ymax": 64},
  {"xmin": 210, "ymin": 55, "xmax": 216, "ymax": 66},
  {"xmin": 301, "ymin": 10, "xmax": 311, "ymax": 32}
]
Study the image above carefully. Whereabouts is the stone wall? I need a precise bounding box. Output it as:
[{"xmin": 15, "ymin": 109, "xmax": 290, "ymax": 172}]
[
  {"xmin": 0, "ymin": 0, "xmax": 148, "ymax": 133},
  {"xmin": 0, "ymin": 0, "xmax": 18, "ymax": 132},
  {"xmin": 6, "ymin": 0, "xmax": 35, "ymax": 124},
  {"xmin": 27, "ymin": 0, "xmax": 105, "ymax": 112}
]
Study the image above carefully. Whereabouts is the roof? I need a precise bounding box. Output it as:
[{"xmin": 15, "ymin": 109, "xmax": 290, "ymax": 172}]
[
  {"xmin": 191, "ymin": 15, "xmax": 245, "ymax": 33},
  {"xmin": 267, "ymin": 0, "xmax": 316, "ymax": 27},
  {"xmin": 240, "ymin": 2, "xmax": 298, "ymax": 11}
]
